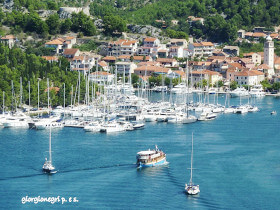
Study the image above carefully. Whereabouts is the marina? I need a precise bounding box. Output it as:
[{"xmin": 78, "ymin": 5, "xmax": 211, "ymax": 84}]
[{"xmin": 0, "ymin": 93, "xmax": 280, "ymax": 208}]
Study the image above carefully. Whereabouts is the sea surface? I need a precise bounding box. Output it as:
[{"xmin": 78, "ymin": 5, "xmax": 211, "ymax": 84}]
[{"xmin": 0, "ymin": 94, "xmax": 280, "ymax": 209}]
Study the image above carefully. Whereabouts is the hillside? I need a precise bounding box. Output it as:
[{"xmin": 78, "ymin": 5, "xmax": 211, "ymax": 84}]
[
  {"xmin": 1, "ymin": 0, "xmax": 280, "ymax": 43},
  {"xmin": 90, "ymin": 0, "xmax": 280, "ymax": 42}
]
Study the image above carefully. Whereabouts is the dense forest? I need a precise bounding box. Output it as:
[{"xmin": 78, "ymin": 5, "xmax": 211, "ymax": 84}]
[
  {"xmin": 1, "ymin": 0, "xmax": 280, "ymax": 43},
  {"xmin": 90, "ymin": 0, "xmax": 280, "ymax": 42},
  {"xmin": 0, "ymin": 43, "xmax": 95, "ymax": 111}
]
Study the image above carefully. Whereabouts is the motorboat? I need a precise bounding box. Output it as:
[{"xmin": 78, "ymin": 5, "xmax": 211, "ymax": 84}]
[
  {"xmin": 100, "ymin": 120, "xmax": 126, "ymax": 133},
  {"xmin": 35, "ymin": 117, "xmax": 64, "ymax": 130},
  {"xmin": 230, "ymin": 87, "xmax": 249, "ymax": 97},
  {"xmin": 198, "ymin": 111, "xmax": 217, "ymax": 121},
  {"xmin": 132, "ymin": 122, "xmax": 145, "ymax": 129},
  {"xmin": 84, "ymin": 121, "xmax": 102, "ymax": 132},
  {"xmin": 271, "ymin": 110, "xmax": 277, "ymax": 115},
  {"xmin": 2, "ymin": 112, "xmax": 32, "ymax": 128},
  {"xmin": 119, "ymin": 121, "xmax": 134, "ymax": 131},
  {"xmin": 249, "ymin": 85, "xmax": 265, "ymax": 97},
  {"xmin": 136, "ymin": 145, "xmax": 167, "ymax": 168}
]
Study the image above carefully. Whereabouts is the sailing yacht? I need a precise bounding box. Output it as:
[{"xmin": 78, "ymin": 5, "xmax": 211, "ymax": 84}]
[
  {"xmin": 185, "ymin": 133, "xmax": 200, "ymax": 195},
  {"xmin": 42, "ymin": 126, "xmax": 56, "ymax": 174}
]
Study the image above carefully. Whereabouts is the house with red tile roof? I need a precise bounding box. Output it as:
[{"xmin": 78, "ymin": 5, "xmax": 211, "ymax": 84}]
[
  {"xmin": 102, "ymin": 56, "xmax": 116, "ymax": 64},
  {"xmin": 238, "ymin": 58, "xmax": 255, "ymax": 69},
  {"xmin": 188, "ymin": 42, "xmax": 215, "ymax": 58},
  {"xmin": 70, "ymin": 55, "xmax": 96, "ymax": 73},
  {"xmin": 45, "ymin": 39, "xmax": 64, "ymax": 54},
  {"xmin": 234, "ymin": 70, "xmax": 264, "ymax": 85},
  {"xmin": 187, "ymin": 16, "xmax": 204, "ymax": 25},
  {"xmin": 143, "ymin": 37, "xmax": 160, "ymax": 47},
  {"xmin": 117, "ymin": 55, "xmax": 151, "ymax": 62},
  {"xmin": 134, "ymin": 65, "xmax": 171, "ymax": 76},
  {"xmin": 243, "ymin": 52, "xmax": 261, "ymax": 65},
  {"xmin": 157, "ymin": 49, "xmax": 169, "ymax": 58},
  {"xmin": 63, "ymin": 48, "xmax": 80, "ymax": 59},
  {"xmin": 42, "ymin": 56, "xmax": 59, "ymax": 62},
  {"xmin": 190, "ymin": 70, "xmax": 223, "ymax": 85},
  {"xmin": 89, "ymin": 71, "xmax": 114, "ymax": 84},
  {"xmin": 98, "ymin": 61, "xmax": 109, "ymax": 72},
  {"xmin": 107, "ymin": 39, "xmax": 138, "ymax": 56},
  {"xmin": 137, "ymin": 37, "xmax": 162, "ymax": 58},
  {"xmin": 0, "ymin": 35, "xmax": 17, "ymax": 48},
  {"xmin": 156, "ymin": 58, "xmax": 178, "ymax": 67}
]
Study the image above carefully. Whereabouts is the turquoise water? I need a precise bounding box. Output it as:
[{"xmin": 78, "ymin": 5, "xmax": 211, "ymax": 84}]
[{"xmin": 0, "ymin": 95, "xmax": 280, "ymax": 209}]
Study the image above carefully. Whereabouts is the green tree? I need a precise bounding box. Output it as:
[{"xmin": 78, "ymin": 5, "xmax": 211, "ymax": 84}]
[
  {"xmin": 46, "ymin": 14, "xmax": 60, "ymax": 35},
  {"xmin": 230, "ymin": 81, "xmax": 238, "ymax": 90},
  {"xmin": 71, "ymin": 12, "xmax": 96, "ymax": 36},
  {"xmin": 60, "ymin": 18, "xmax": 72, "ymax": 34},
  {"xmin": 103, "ymin": 15, "xmax": 127, "ymax": 35},
  {"xmin": 272, "ymin": 82, "xmax": 280, "ymax": 91},
  {"xmin": 260, "ymin": 79, "xmax": 272, "ymax": 90}
]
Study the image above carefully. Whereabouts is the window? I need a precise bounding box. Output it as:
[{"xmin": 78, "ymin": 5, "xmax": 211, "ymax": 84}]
[{"xmin": 237, "ymin": 77, "xmax": 238, "ymax": 79}]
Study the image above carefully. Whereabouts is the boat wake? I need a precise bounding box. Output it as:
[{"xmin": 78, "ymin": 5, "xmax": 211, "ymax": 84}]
[
  {"xmin": 50, "ymin": 163, "xmax": 136, "ymax": 174},
  {"xmin": 0, "ymin": 164, "xmax": 136, "ymax": 181},
  {"xmin": 0, "ymin": 173, "xmax": 45, "ymax": 181}
]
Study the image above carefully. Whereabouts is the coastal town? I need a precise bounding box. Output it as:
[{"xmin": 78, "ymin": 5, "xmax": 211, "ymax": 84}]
[
  {"xmin": 2, "ymin": 26, "xmax": 280, "ymax": 94},
  {"xmin": 1, "ymin": 1, "xmax": 280, "ymax": 209}
]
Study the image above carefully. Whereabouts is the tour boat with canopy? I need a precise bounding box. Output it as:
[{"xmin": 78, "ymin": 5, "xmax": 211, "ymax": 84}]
[{"xmin": 136, "ymin": 145, "xmax": 167, "ymax": 168}]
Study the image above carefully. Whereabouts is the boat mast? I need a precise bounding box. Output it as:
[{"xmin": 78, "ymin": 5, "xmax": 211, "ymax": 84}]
[
  {"xmin": 190, "ymin": 132, "xmax": 194, "ymax": 185},
  {"xmin": 38, "ymin": 80, "xmax": 40, "ymax": 114},
  {"xmin": 63, "ymin": 83, "xmax": 65, "ymax": 119},
  {"xmin": 2, "ymin": 91, "xmax": 4, "ymax": 115},
  {"xmin": 47, "ymin": 78, "xmax": 50, "ymax": 115},
  {"xmin": 186, "ymin": 59, "xmax": 189, "ymax": 117},
  {"xmin": 20, "ymin": 77, "xmax": 22, "ymax": 109},
  {"xmin": 78, "ymin": 71, "xmax": 80, "ymax": 106},
  {"xmin": 49, "ymin": 124, "xmax": 52, "ymax": 163},
  {"xmin": 28, "ymin": 81, "xmax": 30, "ymax": 113},
  {"xmin": 71, "ymin": 85, "xmax": 73, "ymax": 107}
]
